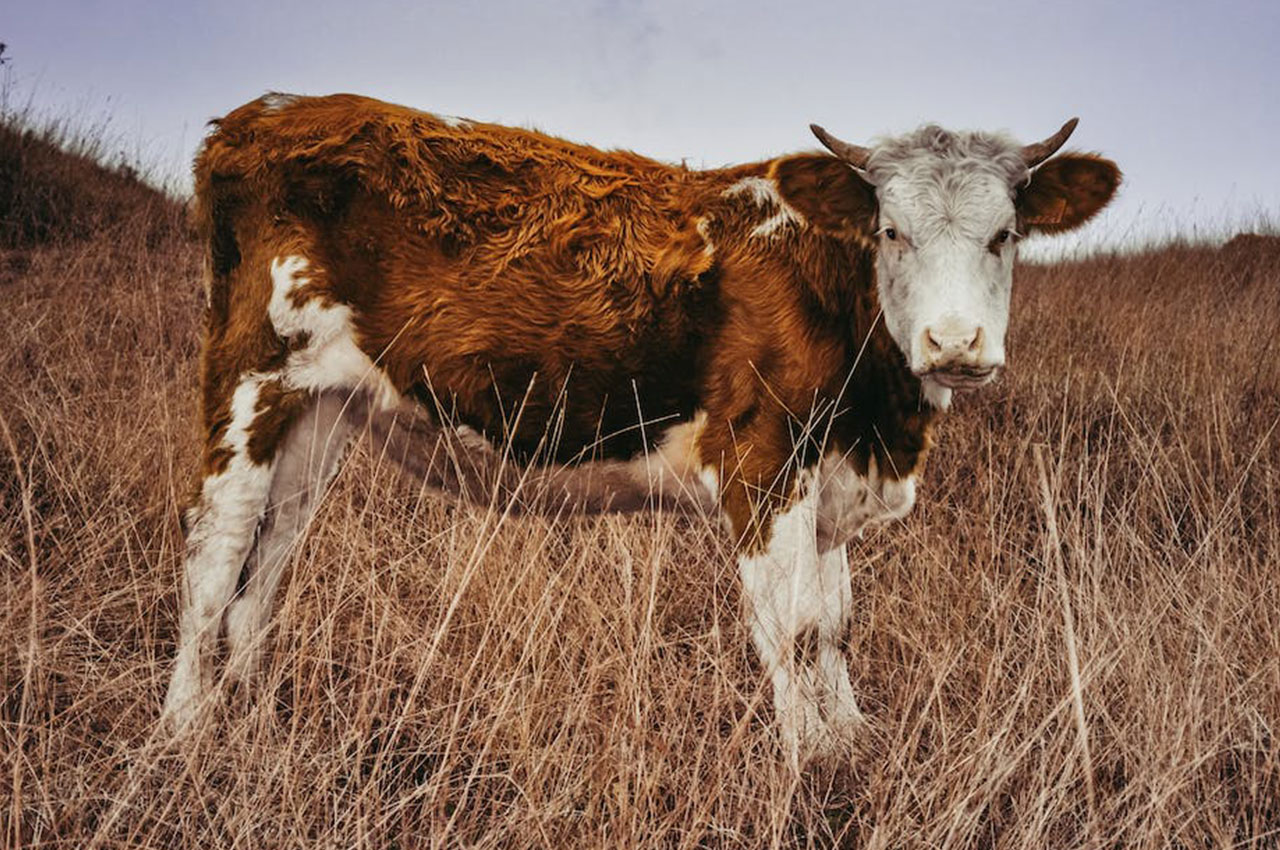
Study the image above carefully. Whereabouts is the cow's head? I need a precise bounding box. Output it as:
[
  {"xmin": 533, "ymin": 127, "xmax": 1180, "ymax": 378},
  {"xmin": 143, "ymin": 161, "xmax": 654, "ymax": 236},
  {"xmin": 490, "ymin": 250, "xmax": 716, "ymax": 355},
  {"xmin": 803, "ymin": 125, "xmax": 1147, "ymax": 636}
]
[{"xmin": 790, "ymin": 119, "xmax": 1119, "ymax": 395}]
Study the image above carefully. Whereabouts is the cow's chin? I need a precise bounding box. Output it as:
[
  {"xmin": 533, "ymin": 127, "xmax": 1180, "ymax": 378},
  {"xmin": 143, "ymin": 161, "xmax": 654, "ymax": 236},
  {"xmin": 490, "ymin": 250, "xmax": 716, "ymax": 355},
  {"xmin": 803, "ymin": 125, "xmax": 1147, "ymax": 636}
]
[{"xmin": 919, "ymin": 366, "xmax": 1000, "ymax": 391}]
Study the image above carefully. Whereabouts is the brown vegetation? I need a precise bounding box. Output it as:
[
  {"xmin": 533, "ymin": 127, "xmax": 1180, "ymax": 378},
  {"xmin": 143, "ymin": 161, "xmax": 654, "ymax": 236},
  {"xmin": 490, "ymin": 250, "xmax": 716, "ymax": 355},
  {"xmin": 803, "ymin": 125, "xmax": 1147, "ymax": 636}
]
[
  {"xmin": 1, "ymin": 120, "xmax": 1278, "ymax": 848},
  {"xmin": 0, "ymin": 118, "xmax": 180, "ymax": 251}
]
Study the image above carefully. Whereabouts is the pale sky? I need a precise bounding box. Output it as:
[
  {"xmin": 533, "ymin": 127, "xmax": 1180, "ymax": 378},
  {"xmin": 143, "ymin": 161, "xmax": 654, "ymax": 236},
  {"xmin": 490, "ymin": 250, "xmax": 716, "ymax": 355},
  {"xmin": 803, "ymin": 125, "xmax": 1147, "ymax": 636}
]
[{"xmin": 7, "ymin": 0, "xmax": 1278, "ymax": 251}]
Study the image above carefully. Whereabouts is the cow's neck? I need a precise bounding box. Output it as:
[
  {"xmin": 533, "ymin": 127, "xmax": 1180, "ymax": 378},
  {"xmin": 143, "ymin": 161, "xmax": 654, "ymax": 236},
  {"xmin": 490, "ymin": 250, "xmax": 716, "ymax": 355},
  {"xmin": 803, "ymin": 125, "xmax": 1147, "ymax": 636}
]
[{"xmin": 811, "ymin": 235, "xmax": 939, "ymax": 482}]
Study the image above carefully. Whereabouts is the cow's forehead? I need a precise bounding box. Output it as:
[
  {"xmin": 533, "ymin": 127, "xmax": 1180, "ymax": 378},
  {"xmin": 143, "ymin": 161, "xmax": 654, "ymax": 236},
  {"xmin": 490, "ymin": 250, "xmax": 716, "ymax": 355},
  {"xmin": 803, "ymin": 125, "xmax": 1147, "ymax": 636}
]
[
  {"xmin": 866, "ymin": 125, "xmax": 1028, "ymax": 240},
  {"xmin": 877, "ymin": 171, "xmax": 1015, "ymax": 242}
]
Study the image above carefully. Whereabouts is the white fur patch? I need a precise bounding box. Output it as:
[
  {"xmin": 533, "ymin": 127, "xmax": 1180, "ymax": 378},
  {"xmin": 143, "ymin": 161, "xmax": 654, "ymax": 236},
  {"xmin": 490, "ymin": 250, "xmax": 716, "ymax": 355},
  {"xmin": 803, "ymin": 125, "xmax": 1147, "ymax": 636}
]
[
  {"xmin": 695, "ymin": 216, "xmax": 716, "ymax": 259},
  {"xmin": 738, "ymin": 475, "xmax": 822, "ymax": 640},
  {"xmin": 723, "ymin": 176, "xmax": 805, "ymax": 239},
  {"xmin": 751, "ymin": 211, "xmax": 802, "ymax": 239},
  {"xmin": 269, "ymin": 256, "xmax": 400, "ymax": 411},
  {"xmin": 437, "ymin": 114, "xmax": 471, "ymax": 129},
  {"xmin": 813, "ymin": 453, "xmax": 917, "ymax": 551},
  {"xmin": 260, "ymin": 93, "xmax": 299, "ymax": 113},
  {"xmin": 628, "ymin": 412, "xmax": 711, "ymax": 504},
  {"xmin": 735, "ymin": 453, "xmax": 920, "ymax": 759},
  {"xmin": 724, "ymin": 176, "xmax": 783, "ymax": 207},
  {"xmin": 871, "ymin": 142, "xmax": 1016, "ymax": 375},
  {"xmin": 921, "ymin": 377, "xmax": 953, "ymax": 411},
  {"xmin": 167, "ymin": 253, "xmax": 402, "ymax": 727},
  {"xmin": 698, "ymin": 467, "xmax": 720, "ymax": 505}
]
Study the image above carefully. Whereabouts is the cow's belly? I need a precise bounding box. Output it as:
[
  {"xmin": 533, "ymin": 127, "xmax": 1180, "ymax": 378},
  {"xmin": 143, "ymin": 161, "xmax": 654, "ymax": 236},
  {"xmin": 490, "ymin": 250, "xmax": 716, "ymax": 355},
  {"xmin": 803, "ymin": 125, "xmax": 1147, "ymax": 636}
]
[
  {"xmin": 813, "ymin": 454, "xmax": 917, "ymax": 552},
  {"xmin": 382, "ymin": 399, "xmax": 914, "ymax": 533}
]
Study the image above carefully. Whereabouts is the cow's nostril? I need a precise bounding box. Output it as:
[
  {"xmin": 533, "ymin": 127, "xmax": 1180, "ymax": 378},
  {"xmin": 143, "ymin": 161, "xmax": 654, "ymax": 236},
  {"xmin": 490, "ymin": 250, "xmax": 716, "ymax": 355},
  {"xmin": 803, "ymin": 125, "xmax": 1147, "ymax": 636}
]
[
  {"xmin": 969, "ymin": 327, "xmax": 985, "ymax": 352},
  {"xmin": 924, "ymin": 329, "xmax": 943, "ymax": 353}
]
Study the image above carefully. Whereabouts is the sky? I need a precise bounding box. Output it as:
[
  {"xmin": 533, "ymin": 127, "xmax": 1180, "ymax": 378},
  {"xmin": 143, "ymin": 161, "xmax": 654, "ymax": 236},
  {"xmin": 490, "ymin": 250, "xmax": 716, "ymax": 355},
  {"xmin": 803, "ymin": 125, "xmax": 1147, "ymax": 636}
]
[{"xmin": 6, "ymin": 0, "xmax": 1279, "ymax": 252}]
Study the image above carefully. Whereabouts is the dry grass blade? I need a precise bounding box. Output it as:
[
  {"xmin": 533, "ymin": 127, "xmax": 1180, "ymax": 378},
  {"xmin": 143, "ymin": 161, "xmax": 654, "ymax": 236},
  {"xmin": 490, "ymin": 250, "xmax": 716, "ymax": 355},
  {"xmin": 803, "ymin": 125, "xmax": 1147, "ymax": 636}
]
[{"xmin": 1033, "ymin": 442, "xmax": 1098, "ymax": 844}]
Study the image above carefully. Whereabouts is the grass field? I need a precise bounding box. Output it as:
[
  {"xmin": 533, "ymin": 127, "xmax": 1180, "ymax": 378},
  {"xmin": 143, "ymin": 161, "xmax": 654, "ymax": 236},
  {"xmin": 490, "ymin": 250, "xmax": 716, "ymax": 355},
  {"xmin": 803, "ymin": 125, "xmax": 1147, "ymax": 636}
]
[{"xmin": 2, "ymin": 119, "xmax": 1279, "ymax": 848}]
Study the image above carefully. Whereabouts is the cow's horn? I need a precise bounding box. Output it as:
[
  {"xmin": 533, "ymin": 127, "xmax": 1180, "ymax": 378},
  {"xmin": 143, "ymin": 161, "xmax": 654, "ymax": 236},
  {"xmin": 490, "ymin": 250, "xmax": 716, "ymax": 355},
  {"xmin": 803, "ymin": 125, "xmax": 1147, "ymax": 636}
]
[
  {"xmin": 810, "ymin": 124, "xmax": 872, "ymax": 169},
  {"xmin": 1021, "ymin": 118, "xmax": 1079, "ymax": 168}
]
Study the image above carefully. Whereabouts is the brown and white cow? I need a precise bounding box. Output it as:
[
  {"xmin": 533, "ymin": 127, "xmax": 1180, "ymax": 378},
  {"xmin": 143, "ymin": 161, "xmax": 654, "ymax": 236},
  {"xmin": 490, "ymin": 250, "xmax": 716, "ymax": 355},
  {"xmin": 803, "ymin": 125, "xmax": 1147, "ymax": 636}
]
[{"xmin": 162, "ymin": 93, "xmax": 1120, "ymax": 761}]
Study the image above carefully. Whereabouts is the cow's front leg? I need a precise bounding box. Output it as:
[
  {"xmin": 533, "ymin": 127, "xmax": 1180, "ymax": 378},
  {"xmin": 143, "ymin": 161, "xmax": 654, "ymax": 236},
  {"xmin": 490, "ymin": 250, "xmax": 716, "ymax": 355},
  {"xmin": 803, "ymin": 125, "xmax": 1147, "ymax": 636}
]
[
  {"xmin": 736, "ymin": 475, "xmax": 864, "ymax": 764},
  {"xmin": 813, "ymin": 543, "xmax": 864, "ymax": 735}
]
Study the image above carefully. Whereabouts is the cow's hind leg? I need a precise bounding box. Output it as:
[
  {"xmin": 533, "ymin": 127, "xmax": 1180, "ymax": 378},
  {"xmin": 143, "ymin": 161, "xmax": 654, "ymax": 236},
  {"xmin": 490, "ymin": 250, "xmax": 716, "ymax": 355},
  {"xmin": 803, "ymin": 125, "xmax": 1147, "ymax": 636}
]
[
  {"xmin": 223, "ymin": 391, "xmax": 356, "ymax": 686},
  {"xmin": 162, "ymin": 374, "xmax": 305, "ymax": 730}
]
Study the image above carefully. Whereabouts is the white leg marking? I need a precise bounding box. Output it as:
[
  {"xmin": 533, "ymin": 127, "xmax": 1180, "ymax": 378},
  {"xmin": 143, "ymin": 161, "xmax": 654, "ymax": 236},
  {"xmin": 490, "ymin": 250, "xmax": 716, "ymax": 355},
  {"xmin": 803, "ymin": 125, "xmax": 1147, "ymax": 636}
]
[
  {"xmin": 698, "ymin": 466, "xmax": 721, "ymax": 507},
  {"xmin": 737, "ymin": 474, "xmax": 863, "ymax": 765},
  {"xmin": 224, "ymin": 392, "xmax": 354, "ymax": 683},
  {"xmin": 815, "ymin": 544, "xmax": 864, "ymax": 731},
  {"xmin": 163, "ymin": 375, "xmax": 276, "ymax": 728}
]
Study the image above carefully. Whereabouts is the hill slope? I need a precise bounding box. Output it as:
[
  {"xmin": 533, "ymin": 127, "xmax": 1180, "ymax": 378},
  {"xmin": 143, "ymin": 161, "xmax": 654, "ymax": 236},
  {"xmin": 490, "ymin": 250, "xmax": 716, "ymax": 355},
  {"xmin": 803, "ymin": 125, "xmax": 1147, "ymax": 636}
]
[{"xmin": 0, "ymin": 116, "xmax": 184, "ymax": 249}]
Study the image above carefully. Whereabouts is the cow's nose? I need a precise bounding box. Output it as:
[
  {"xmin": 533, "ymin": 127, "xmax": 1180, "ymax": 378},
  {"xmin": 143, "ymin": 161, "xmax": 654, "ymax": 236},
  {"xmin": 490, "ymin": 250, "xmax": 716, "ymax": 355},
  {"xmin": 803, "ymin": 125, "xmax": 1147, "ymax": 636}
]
[{"xmin": 922, "ymin": 322, "xmax": 984, "ymax": 363}]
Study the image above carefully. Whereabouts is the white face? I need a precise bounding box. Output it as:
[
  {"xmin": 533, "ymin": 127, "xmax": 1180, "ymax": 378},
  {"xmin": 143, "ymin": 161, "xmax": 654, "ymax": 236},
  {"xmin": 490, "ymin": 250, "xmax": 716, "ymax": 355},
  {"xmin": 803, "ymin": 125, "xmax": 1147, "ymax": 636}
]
[{"xmin": 873, "ymin": 171, "xmax": 1016, "ymax": 389}]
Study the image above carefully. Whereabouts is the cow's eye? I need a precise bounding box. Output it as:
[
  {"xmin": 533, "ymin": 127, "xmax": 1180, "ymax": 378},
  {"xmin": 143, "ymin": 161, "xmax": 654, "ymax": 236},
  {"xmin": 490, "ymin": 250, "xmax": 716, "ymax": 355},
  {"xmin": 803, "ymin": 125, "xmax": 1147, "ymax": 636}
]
[
  {"xmin": 989, "ymin": 229, "xmax": 1016, "ymax": 254},
  {"xmin": 883, "ymin": 227, "xmax": 897, "ymax": 241}
]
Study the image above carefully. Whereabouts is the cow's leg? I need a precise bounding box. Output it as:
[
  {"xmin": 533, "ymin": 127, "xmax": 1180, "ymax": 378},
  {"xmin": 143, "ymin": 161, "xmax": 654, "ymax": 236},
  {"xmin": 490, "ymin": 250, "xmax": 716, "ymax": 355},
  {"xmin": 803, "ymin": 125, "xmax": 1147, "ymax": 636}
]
[
  {"xmin": 813, "ymin": 543, "xmax": 864, "ymax": 734},
  {"xmin": 223, "ymin": 391, "xmax": 355, "ymax": 685},
  {"xmin": 162, "ymin": 373, "xmax": 303, "ymax": 730},
  {"xmin": 737, "ymin": 477, "xmax": 863, "ymax": 764}
]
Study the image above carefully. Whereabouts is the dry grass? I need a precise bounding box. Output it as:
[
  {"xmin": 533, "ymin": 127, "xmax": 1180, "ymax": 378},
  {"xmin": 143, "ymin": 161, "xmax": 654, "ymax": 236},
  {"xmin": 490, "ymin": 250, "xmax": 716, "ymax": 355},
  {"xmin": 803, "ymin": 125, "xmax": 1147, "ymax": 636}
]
[{"xmin": 2, "ymin": 124, "xmax": 1279, "ymax": 848}]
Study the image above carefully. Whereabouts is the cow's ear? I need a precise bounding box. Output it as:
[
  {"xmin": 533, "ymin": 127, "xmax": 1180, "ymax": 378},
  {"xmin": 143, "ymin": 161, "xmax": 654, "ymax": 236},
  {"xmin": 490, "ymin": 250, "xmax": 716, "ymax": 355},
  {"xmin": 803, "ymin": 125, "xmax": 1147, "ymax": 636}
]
[
  {"xmin": 1017, "ymin": 153, "xmax": 1121, "ymax": 234},
  {"xmin": 773, "ymin": 155, "xmax": 877, "ymax": 238}
]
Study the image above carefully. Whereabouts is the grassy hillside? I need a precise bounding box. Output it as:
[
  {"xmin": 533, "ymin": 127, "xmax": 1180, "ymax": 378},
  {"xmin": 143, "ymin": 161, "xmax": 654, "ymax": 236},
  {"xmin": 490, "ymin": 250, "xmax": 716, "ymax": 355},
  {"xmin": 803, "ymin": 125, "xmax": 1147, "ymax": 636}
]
[
  {"xmin": 0, "ymin": 117, "xmax": 183, "ymax": 250},
  {"xmin": 1, "ymin": 123, "xmax": 1278, "ymax": 848}
]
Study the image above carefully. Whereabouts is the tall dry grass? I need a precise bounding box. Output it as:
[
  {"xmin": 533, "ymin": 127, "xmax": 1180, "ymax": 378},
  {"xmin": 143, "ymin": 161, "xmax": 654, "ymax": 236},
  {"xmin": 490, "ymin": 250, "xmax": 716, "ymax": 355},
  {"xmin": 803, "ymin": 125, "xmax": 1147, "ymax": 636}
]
[{"xmin": 1, "ymin": 123, "xmax": 1278, "ymax": 847}]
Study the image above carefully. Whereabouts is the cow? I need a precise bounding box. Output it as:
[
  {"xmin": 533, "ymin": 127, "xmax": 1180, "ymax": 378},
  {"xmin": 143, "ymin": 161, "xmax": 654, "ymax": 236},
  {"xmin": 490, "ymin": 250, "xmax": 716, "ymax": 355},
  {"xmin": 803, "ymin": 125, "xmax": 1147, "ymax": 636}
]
[{"xmin": 161, "ymin": 93, "xmax": 1120, "ymax": 763}]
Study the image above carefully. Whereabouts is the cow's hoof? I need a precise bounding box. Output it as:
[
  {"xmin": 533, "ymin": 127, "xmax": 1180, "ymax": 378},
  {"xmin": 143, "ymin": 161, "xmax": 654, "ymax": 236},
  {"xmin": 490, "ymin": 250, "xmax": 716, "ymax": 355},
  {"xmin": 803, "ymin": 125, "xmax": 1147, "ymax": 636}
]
[
  {"xmin": 160, "ymin": 668, "xmax": 208, "ymax": 736},
  {"xmin": 811, "ymin": 706, "xmax": 869, "ymax": 764},
  {"xmin": 775, "ymin": 695, "xmax": 818, "ymax": 765}
]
